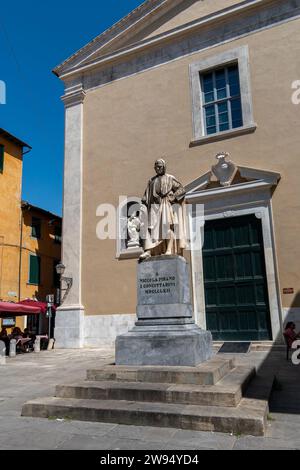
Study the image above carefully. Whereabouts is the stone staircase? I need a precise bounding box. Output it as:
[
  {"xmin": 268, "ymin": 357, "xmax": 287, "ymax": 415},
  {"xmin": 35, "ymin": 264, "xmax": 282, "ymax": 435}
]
[{"xmin": 22, "ymin": 356, "xmax": 273, "ymax": 436}]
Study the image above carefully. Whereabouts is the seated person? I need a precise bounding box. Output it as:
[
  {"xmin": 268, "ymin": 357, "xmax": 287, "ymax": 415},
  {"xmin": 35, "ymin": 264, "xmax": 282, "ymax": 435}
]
[
  {"xmin": 0, "ymin": 327, "xmax": 10, "ymax": 356},
  {"xmin": 284, "ymin": 322, "xmax": 300, "ymax": 349},
  {"xmin": 0, "ymin": 327, "xmax": 7, "ymax": 337},
  {"xmin": 11, "ymin": 327, "xmax": 26, "ymax": 353},
  {"xmin": 11, "ymin": 327, "xmax": 23, "ymax": 338},
  {"xmin": 22, "ymin": 328, "xmax": 35, "ymax": 351}
]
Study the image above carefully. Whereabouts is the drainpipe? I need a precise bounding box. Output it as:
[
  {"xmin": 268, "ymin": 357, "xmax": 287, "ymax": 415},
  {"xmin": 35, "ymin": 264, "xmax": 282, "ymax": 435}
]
[
  {"xmin": 18, "ymin": 145, "xmax": 31, "ymax": 302},
  {"xmin": 18, "ymin": 147, "xmax": 32, "ymax": 329},
  {"xmin": 18, "ymin": 207, "xmax": 24, "ymax": 302}
]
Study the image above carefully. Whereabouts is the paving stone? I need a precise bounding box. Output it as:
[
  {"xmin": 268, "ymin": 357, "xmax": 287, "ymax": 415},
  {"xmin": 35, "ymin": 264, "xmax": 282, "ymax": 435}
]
[
  {"xmin": 105, "ymin": 424, "xmax": 177, "ymax": 442},
  {"xmin": 104, "ymin": 439, "xmax": 175, "ymax": 451},
  {"xmin": 266, "ymin": 419, "xmax": 300, "ymax": 441},
  {"xmin": 233, "ymin": 436, "xmax": 299, "ymax": 450},
  {"xmin": 0, "ymin": 429, "xmax": 71, "ymax": 450},
  {"xmin": 55, "ymin": 420, "xmax": 118, "ymax": 437},
  {"xmin": 0, "ymin": 417, "xmax": 32, "ymax": 432},
  {"xmin": 57, "ymin": 434, "xmax": 115, "ymax": 450},
  {"xmin": 270, "ymin": 413, "xmax": 300, "ymax": 424},
  {"xmin": 171, "ymin": 429, "xmax": 236, "ymax": 450},
  {"xmin": 0, "ymin": 416, "xmax": 117, "ymax": 438}
]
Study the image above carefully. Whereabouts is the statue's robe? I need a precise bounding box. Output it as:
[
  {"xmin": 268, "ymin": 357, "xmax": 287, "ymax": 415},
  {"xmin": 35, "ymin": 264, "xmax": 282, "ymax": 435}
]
[{"xmin": 140, "ymin": 173, "xmax": 187, "ymax": 254}]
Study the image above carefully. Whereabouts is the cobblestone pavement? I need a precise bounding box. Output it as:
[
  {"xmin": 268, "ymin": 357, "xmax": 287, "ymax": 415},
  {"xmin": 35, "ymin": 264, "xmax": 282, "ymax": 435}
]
[{"xmin": 0, "ymin": 348, "xmax": 299, "ymax": 450}]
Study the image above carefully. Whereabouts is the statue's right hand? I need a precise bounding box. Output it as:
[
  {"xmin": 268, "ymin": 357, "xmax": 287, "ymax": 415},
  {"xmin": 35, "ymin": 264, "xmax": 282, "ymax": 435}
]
[{"xmin": 168, "ymin": 192, "xmax": 176, "ymax": 203}]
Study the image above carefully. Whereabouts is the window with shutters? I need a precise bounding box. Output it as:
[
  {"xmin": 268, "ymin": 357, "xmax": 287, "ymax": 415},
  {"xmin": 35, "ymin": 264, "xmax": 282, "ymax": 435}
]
[{"xmin": 29, "ymin": 254, "xmax": 41, "ymax": 285}]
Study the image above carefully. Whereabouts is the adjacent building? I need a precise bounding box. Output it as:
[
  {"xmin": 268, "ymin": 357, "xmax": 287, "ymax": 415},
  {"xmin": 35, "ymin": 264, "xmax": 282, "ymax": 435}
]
[
  {"xmin": 0, "ymin": 128, "xmax": 31, "ymax": 330},
  {"xmin": 20, "ymin": 202, "xmax": 62, "ymax": 305},
  {"xmin": 0, "ymin": 128, "xmax": 62, "ymax": 331},
  {"xmin": 54, "ymin": 0, "xmax": 300, "ymax": 348}
]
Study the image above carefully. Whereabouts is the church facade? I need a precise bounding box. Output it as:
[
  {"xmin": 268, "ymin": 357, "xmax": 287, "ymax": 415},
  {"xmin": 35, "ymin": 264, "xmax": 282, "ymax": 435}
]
[{"xmin": 53, "ymin": 0, "xmax": 300, "ymax": 348}]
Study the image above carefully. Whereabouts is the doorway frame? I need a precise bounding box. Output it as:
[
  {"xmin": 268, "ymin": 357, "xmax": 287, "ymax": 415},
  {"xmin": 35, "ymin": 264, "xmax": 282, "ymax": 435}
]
[{"xmin": 186, "ymin": 176, "xmax": 282, "ymax": 342}]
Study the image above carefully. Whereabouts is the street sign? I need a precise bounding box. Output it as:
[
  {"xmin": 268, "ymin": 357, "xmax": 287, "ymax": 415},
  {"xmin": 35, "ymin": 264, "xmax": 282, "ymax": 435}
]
[
  {"xmin": 283, "ymin": 288, "xmax": 294, "ymax": 295},
  {"xmin": 46, "ymin": 294, "xmax": 54, "ymax": 304}
]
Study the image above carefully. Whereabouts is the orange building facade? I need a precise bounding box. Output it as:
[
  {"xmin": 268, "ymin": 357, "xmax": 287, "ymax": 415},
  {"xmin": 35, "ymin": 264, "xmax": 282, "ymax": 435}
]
[{"xmin": 0, "ymin": 128, "xmax": 62, "ymax": 332}]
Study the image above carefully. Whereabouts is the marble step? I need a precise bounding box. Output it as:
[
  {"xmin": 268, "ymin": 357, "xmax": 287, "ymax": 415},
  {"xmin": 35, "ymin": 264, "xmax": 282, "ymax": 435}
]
[
  {"xmin": 213, "ymin": 341, "xmax": 286, "ymax": 352},
  {"xmin": 87, "ymin": 357, "xmax": 235, "ymax": 386},
  {"xmin": 55, "ymin": 366, "xmax": 255, "ymax": 407},
  {"xmin": 21, "ymin": 395, "xmax": 268, "ymax": 436}
]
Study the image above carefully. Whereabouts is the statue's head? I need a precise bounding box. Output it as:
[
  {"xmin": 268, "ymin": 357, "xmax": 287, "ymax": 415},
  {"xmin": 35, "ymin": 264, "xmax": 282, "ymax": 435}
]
[{"xmin": 154, "ymin": 159, "xmax": 166, "ymax": 176}]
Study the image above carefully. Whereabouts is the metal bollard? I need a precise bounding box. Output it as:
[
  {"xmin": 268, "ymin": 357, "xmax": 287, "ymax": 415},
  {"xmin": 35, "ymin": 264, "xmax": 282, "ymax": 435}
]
[
  {"xmin": 0, "ymin": 340, "xmax": 5, "ymax": 364},
  {"xmin": 47, "ymin": 338, "xmax": 54, "ymax": 351},
  {"xmin": 34, "ymin": 337, "xmax": 41, "ymax": 353},
  {"xmin": 9, "ymin": 339, "xmax": 17, "ymax": 357}
]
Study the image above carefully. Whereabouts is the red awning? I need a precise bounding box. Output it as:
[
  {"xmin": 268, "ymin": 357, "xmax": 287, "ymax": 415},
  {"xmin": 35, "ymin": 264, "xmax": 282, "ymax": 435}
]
[
  {"xmin": 0, "ymin": 301, "xmax": 42, "ymax": 317},
  {"xmin": 19, "ymin": 300, "xmax": 47, "ymax": 314}
]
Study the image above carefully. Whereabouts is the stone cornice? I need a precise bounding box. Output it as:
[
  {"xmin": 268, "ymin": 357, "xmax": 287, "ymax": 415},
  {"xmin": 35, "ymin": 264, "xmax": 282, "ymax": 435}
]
[
  {"xmin": 185, "ymin": 162, "xmax": 281, "ymax": 200},
  {"xmin": 61, "ymin": 85, "xmax": 86, "ymax": 108},
  {"xmin": 58, "ymin": 0, "xmax": 300, "ymax": 94},
  {"xmin": 186, "ymin": 180, "xmax": 276, "ymax": 202},
  {"xmin": 58, "ymin": 0, "xmax": 289, "ymax": 81},
  {"xmin": 54, "ymin": 0, "xmax": 173, "ymax": 76}
]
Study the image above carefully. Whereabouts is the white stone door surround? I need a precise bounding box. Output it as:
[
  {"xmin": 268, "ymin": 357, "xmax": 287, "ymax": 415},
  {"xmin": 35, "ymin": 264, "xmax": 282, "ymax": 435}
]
[{"xmin": 186, "ymin": 166, "xmax": 282, "ymax": 342}]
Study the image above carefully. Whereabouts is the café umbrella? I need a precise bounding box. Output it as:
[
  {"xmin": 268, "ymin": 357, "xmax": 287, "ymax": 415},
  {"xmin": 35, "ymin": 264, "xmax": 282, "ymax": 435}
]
[
  {"xmin": 0, "ymin": 301, "xmax": 42, "ymax": 317},
  {"xmin": 19, "ymin": 300, "xmax": 48, "ymax": 314}
]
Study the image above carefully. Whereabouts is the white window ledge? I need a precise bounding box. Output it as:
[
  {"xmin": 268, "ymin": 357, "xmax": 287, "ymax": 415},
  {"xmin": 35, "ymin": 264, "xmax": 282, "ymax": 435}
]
[{"xmin": 190, "ymin": 123, "xmax": 257, "ymax": 147}]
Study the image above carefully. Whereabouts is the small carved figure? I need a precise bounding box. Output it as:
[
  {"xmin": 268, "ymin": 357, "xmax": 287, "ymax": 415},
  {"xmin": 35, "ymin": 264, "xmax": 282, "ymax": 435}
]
[{"xmin": 127, "ymin": 212, "xmax": 141, "ymax": 248}]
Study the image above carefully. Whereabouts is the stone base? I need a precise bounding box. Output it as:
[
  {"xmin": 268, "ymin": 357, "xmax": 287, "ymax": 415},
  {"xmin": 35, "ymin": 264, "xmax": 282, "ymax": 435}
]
[
  {"xmin": 115, "ymin": 255, "xmax": 213, "ymax": 366},
  {"xmin": 116, "ymin": 326, "xmax": 213, "ymax": 366}
]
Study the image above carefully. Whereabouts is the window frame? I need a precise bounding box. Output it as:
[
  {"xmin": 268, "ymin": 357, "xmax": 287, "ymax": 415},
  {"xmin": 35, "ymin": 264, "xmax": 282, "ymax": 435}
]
[
  {"xmin": 201, "ymin": 64, "xmax": 243, "ymax": 135},
  {"xmin": 189, "ymin": 46, "xmax": 256, "ymax": 145},
  {"xmin": 31, "ymin": 217, "xmax": 42, "ymax": 240},
  {"xmin": 28, "ymin": 254, "xmax": 41, "ymax": 286},
  {"xmin": 54, "ymin": 225, "xmax": 62, "ymax": 245}
]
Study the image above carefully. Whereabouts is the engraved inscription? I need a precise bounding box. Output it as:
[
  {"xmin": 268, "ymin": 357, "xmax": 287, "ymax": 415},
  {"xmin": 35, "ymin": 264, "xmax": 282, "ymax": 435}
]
[{"xmin": 139, "ymin": 276, "xmax": 176, "ymax": 296}]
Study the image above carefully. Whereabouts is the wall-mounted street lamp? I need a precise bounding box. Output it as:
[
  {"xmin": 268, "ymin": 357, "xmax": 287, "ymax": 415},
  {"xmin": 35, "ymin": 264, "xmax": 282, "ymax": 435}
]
[{"xmin": 55, "ymin": 262, "xmax": 73, "ymax": 305}]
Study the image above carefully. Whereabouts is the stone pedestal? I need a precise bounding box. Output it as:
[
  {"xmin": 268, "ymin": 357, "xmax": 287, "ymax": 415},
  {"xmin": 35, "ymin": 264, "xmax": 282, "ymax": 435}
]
[{"xmin": 116, "ymin": 256, "xmax": 213, "ymax": 366}]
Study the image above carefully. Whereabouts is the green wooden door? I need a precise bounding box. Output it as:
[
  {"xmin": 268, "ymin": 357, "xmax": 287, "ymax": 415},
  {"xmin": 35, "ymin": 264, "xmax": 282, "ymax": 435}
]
[{"xmin": 203, "ymin": 215, "xmax": 272, "ymax": 341}]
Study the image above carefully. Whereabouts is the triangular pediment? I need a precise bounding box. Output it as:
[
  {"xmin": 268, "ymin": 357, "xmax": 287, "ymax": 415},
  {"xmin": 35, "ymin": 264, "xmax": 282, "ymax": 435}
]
[
  {"xmin": 185, "ymin": 153, "xmax": 281, "ymax": 195},
  {"xmin": 127, "ymin": 0, "xmax": 243, "ymax": 44},
  {"xmin": 54, "ymin": 0, "xmax": 245, "ymax": 77}
]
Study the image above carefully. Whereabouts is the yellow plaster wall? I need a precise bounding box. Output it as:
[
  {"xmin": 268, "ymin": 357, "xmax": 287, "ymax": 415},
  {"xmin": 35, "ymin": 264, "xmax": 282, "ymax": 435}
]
[
  {"xmin": 20, "ymin": 209, "xmax": 61, "ymax": 303},
  {"xmin": 0, "ymin": 137, "xmax": 23, "ymax": 302}
]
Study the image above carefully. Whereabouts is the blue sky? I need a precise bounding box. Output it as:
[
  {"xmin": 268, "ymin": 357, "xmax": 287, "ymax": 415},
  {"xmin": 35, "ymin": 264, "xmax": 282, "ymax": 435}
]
[{"xmin": 0, "ymin": 0, "xmax": 144, "ymax": 216}]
